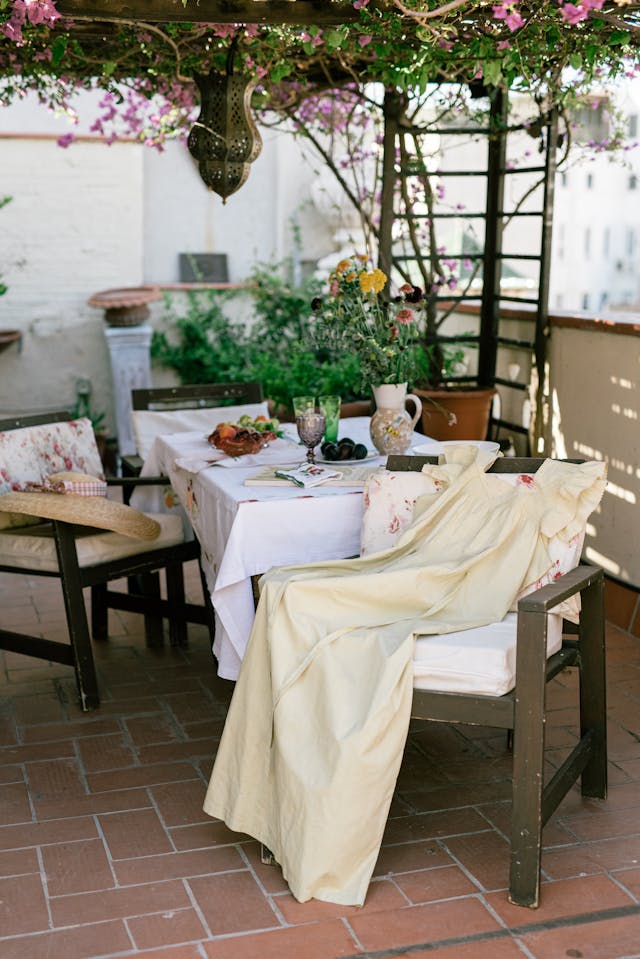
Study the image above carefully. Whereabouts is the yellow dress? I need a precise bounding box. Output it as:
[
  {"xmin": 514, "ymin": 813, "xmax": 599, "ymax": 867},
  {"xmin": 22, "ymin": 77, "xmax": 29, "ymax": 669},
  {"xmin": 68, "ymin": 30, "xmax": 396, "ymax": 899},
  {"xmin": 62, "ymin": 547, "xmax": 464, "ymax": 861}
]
[{"xmin": 204, "ymin": 449, "xmax": 607, "ymax": 906}]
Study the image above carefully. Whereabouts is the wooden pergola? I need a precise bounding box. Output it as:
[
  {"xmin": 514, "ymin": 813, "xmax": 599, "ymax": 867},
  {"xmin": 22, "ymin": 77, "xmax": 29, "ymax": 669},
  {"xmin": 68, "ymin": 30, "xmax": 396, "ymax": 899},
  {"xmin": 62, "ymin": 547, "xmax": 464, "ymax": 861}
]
[{"xmin": 56, "ymin": 0, "xmax": 368, "ymax": 25}]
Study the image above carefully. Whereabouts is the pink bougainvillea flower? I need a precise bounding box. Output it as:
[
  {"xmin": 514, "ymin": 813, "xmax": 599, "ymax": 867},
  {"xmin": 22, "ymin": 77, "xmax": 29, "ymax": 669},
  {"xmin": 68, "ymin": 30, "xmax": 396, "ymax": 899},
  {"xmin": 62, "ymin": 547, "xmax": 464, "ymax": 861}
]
[
  {"xmin": 559, "ymin": 3, "xmax": 587, "ymax": 24},
  {"xmin": 358, "ymin": 34, "xmax": 372, "ymax": 47},
  {"xmin": 57, "ymin": 133, "xmax": 75, "ymax": 148},
  {"xmin": 492, "ymin": 2, "xmax": 525, "ymax": 31},
  {"xmin": 353, "ymin": 0, "xmax": 370, "ymax": 8}
]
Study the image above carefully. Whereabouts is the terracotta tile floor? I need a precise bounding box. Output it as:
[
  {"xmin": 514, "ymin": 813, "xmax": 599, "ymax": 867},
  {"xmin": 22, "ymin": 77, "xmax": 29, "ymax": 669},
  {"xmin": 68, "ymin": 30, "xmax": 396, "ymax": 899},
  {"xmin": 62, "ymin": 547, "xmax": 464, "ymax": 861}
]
[{"xmin": 1, "ymin": 564, "xmax": 640, "ymax": 959}]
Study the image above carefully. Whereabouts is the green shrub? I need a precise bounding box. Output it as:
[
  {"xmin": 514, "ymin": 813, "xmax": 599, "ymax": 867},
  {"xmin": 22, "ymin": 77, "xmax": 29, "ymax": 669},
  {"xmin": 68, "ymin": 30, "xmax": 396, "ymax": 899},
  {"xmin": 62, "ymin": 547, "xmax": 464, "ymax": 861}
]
[{"xmin": 151, "ymin": 258, "xmax": 367, "ymax": 414}]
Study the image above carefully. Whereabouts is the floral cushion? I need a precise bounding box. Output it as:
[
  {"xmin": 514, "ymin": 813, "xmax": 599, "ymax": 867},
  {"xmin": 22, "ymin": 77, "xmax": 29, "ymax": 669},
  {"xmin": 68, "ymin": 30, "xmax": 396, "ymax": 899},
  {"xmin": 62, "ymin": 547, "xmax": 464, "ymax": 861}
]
[
  {"xmin": 0, "ymin": 418, "xmax": 103, "ymax": 530},
  {"xmin": 360, "ymin": 469, "xmax": 446, "ymax": 555},
  {"xmin": 131, "ymin": 402, "xmax": 270, "ymax": 462}
]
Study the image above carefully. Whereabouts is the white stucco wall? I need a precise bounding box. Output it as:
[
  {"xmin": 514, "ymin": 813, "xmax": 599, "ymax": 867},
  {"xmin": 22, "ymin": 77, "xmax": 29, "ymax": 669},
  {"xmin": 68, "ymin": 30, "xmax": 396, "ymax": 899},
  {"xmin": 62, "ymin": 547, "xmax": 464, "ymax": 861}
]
[
  {"xmin": 0, "ymin": 94, "xmax": 334, "ymax": 430},
  {"xmin": 0, "ymin": 135, "xmax": 144, "ymax": 422}
]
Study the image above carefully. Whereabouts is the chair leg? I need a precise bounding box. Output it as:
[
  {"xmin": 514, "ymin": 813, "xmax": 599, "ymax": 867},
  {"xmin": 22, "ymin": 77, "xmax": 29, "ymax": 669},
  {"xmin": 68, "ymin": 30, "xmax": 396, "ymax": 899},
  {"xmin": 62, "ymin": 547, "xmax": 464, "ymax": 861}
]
[
  {"xmin": 166, "ymin": 563, "xmax": 188, "ymax": 647},
  {"xmin": 91, "ymin": 583, "xmax": 109, "ymax": 640},
  {"xmin": 509, "ymin": 608, "xmax": 548, "ymax": 908},
  {"xmin": 139, "ymin": 572, "xmax": 164, "ymax": 647},
  {"xmin": 579, "ymin": 571, "xmax": 607, "ymax": 799},
  {"xmin": 54, "ymin": 522, "xmax": 100, "ymax": 710},
  {"xmin": 199, "ymin": 561, "xmax": 216, "ymax": 641}
]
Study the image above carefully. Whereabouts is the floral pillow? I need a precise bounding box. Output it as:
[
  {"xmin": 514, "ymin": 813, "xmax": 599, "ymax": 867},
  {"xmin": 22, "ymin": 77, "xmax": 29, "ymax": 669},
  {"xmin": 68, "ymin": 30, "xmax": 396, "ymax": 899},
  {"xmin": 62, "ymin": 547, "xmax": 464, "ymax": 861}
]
[
  {"xmin": 360, "ymin": 469, "xmax": 446, "ymax": 555},
  {"xmin": 0, "ymin": 418, "xmax": 103, "ymax": 530}
]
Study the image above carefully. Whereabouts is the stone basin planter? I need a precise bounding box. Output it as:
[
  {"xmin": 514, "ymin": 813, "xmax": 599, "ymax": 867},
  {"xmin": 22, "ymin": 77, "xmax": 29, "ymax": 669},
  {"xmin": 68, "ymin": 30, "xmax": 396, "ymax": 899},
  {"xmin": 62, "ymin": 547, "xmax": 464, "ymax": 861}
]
[{"xmin": 88, "ymin": 286, "xmax": 161, "ymax": 326}]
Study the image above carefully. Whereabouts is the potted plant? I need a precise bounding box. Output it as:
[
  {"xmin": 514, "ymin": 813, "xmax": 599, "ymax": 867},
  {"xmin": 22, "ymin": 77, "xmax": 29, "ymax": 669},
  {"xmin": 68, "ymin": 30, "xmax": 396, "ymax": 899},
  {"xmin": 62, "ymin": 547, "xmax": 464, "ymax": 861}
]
[{"xmin": 150, "ymin": 258, "xmax": 370, "ymax": 419}]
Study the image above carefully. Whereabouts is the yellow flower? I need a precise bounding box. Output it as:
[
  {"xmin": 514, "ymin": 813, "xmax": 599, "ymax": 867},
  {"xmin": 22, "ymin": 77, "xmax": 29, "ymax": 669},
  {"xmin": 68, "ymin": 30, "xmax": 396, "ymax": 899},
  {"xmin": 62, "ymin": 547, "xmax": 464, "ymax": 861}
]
[
  {"xmin": 345, "ymin": 271, "xmax": 357, "ymax": 282},
  {"xmin": 359, "ymin": 268, "xmax": 387, "ymax": 294},
  {"xmin": 336, "ymin": 259, "xmax": 351, "ymax": 273}
]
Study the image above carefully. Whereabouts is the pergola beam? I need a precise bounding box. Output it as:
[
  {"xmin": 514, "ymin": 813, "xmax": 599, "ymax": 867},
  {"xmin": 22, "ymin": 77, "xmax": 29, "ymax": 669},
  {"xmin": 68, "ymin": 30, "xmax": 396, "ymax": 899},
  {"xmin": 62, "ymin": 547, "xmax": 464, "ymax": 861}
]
[{"xmin": 56, "ymin": 0, "xmax": 366, "ymax": 25}]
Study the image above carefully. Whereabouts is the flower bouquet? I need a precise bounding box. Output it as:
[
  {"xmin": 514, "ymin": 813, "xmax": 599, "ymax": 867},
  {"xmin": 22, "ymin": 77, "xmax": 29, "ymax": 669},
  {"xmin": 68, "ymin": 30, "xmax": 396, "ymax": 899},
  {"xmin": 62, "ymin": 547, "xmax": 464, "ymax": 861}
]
[{"xmin": 311, "ymin": 254, "xmax": 424, "ymax": 390}]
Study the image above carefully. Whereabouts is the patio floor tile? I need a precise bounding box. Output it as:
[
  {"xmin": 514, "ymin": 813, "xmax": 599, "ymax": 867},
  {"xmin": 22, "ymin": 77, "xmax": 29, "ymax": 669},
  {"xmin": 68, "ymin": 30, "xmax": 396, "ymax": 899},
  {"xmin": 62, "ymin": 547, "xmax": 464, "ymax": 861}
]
[
  {"xmin": 349, "ymin": 896, "xmax": 501, "ymax": 951},
  {"xmin": 202, "ymin": 920, "xmax": 359, "ymax": 959},
  {"xmin": 1, "ymin": 564, "xmax": 639, "ymax": 958}
]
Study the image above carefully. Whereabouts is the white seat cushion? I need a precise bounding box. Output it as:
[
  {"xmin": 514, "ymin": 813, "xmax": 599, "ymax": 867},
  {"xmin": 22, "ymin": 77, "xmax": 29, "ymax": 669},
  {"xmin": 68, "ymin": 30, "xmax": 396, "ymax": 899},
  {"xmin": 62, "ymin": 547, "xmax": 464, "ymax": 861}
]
[
  {"xmin": 131, "ymin": 402, "xmax": 270, "ymax": 461},
  {"xmin": 0, "ymin": 513, "xmax": 185, "ymax": 574},
  {"xmin": 412, "ymin": 611, "xmax": 563, "ymax": 697}
]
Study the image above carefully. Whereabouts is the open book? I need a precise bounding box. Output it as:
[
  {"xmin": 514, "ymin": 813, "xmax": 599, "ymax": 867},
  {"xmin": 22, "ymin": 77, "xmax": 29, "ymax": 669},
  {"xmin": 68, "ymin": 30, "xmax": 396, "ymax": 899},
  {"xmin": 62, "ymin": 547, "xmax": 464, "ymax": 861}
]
[{"xmin": 245, "ymin": 463, "xmax": 381, "ymax": 488}]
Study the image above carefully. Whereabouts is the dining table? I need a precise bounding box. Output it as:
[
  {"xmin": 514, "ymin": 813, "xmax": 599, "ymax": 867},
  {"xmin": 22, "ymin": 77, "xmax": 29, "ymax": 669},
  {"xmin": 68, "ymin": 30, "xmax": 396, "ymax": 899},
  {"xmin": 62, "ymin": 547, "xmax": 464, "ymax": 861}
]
[{"xmin": 131, "ymin": 417, "xmax": 428, "ymax": 680}]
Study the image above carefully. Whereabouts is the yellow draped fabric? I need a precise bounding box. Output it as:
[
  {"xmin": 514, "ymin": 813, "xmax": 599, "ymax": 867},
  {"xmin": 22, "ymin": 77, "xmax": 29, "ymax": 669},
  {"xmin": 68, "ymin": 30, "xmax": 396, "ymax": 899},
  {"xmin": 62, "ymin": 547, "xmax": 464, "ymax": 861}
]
[{"xmin": 204, "ymin": 449, "xmax": 607, "ymax": 906}]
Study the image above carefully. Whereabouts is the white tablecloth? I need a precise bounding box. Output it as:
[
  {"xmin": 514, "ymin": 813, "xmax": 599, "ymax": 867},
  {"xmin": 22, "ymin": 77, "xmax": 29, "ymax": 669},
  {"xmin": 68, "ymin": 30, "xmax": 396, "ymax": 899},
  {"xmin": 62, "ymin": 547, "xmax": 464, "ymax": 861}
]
[{"xmin": 131, "ymin": 418, "xmax": 427, "ymax": 680}]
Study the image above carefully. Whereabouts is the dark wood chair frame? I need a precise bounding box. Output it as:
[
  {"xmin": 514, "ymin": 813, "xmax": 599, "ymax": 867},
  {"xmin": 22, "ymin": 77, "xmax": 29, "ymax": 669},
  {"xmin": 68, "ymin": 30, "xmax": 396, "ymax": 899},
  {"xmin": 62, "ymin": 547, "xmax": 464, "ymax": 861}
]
[
  {"xmin": 121, "ymin": 381, "xmax": 264, "ymax": 482},
  {"xmin": 387, "ymin": 455, "xmax": 607, "ymax": 908},
  {"xmin": 0, "ymin": 413, "xmax": 214, "ymax": 710}
]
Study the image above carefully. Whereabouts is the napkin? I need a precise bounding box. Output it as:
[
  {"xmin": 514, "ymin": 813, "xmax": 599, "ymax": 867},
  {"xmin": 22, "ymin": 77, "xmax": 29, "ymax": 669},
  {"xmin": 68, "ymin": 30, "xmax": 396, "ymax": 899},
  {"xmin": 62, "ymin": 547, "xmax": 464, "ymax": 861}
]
[
  {"xmin": 274, "ymin": 463, "xmax": 344, "ymax": 488},
  {"xmin": 175, "ymin": 437, "xmax": 300, "ymax": 474}
]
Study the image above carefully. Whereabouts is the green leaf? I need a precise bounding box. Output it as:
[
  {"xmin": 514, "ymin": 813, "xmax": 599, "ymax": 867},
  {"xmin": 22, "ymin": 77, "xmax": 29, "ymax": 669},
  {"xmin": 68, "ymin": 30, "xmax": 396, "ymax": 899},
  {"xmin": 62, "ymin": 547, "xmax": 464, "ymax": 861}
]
[
  {"xmin": 569, "ymin": 53, "xmax": 582, "ymax": 70},
  {"xmin": 608, "ymin": 30, "xmax": 630, "ymax": 46},
  {"xmin": 271, "ymin": 62, "xmax": 293, "ymax": 82},
  {"xmin": 482, "ymin": 59, "xmax": 502, "ymax": 87},
  {"xmin": 51, "ymin": 35, "xmax": 68, "ymax": 67},
  {"xmin": 324, "ymin": 30, "xmax": 345, "ymax": 51},
  {"xmin": 102, "ymin": 61, "xmax": 117, "ymax": 77}
]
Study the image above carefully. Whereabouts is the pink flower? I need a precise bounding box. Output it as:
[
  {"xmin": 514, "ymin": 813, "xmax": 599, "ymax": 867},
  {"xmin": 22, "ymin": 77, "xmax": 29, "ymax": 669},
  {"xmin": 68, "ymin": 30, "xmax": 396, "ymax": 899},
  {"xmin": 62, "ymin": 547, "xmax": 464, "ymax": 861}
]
[
  {"xmin": 358, "ymin": 34, "xmax": 372, "ymax": 47},
  {"xmin": 353, "ymin": 0, "xmax": 370, "ymax": 8},
  {"xmin": 492, "ymin": 2, "xmax": 524, "ymax": 31},
  {"xmin": 57, "ymin": 133, "xmax": 75, "ymax": 148},
  {"xmin": 396, "ymin": 308, "xmax": 414, "ymax": 325},
  {"xmin": 559, "ymin": 3, "xmax": 587, "ymax": 24}
]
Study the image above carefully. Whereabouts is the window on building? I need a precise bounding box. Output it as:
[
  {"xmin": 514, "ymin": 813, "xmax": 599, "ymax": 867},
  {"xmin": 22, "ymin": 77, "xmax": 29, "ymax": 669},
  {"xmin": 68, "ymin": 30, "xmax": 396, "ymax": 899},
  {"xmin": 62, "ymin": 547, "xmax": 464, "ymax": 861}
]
[
  {"xmin": 584, "ymin": 227, "xmax": 591, "ymax": 257},
  {"xmin": 582, "ymin": 293, "xmax": 590, "ymax": 310},
  {"xmin": 627, "ymin": 229, "xmax": 636, "ymax": 256},
  {"xmin": 629, "ymin": 114, "xmax": 638, "ymax": 138},
  {"xmin": 572, "ymin": 98, "xmax": 610, "ymax": 145},
  {"xmin": 586, "ymin": 173, "xmax": 594, "ymax": 189},
  {"xmin": 556, "ymin": 293, "xmax": 564, "ymax": 309},
  {"xmin": 629, "ymin": 175, "xmax": 638, "ymax": 191},
  {"xmin": 557, "ymin": 223, "xmax": 565, "ymax": 260},
  {"xmin": 560, "ymin": 171, "xmax": 567, "ymax": 187}
]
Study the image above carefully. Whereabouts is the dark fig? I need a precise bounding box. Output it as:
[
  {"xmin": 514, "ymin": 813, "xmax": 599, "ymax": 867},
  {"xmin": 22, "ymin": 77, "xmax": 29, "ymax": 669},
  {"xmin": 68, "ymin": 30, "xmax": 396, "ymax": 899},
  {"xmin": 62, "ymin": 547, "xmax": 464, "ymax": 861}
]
[
  {"xmin": 338, "ymin": 438, "xmax": 355, "ymax": 459},
  {"xmin": 353, "ymin": 443, "xmax": 368, "ymax": 460},
  {"xmin": 321, "ymin": 442, "xmax": 339, "ymax": 461}
]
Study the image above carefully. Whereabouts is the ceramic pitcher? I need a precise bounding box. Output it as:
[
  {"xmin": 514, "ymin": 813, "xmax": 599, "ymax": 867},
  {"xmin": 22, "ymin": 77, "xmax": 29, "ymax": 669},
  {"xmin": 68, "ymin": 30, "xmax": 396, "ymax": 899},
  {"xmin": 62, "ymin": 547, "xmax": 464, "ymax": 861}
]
[{"xmin": 369, "ymin": 383, "xmax": 422, "ymax": 455}]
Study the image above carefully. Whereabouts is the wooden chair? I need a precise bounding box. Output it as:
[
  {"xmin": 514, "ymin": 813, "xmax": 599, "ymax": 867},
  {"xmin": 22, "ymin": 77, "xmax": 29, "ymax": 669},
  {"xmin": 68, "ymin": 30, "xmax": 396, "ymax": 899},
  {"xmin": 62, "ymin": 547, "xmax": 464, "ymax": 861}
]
[
  {"xmin": 387, "ymin": 455, "xmax": 607, "ymax": 908},
  {"xmin": 0, "ymin": 413, "xmax": 213, "ymax": 710},
  {"xmin": 121, "ymin": 381, "xmax": 265, "ymax": 483}
]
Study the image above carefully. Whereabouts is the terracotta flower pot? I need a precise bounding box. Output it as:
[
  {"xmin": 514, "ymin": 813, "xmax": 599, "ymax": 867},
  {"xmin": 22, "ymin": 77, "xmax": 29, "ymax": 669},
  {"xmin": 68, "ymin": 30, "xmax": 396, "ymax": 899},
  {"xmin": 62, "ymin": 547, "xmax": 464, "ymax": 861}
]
[{"xmin": 414, "ymin": 387, "xmax": 496, "ymax": 441}]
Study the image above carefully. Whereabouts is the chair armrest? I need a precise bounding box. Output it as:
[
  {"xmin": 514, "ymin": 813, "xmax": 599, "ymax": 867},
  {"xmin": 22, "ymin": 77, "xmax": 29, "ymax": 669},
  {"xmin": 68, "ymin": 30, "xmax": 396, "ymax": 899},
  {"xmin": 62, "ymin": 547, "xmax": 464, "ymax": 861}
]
[
  {"xmin": 517, "ymin": 564, "xmax": 603, "ymax": 614},
  {"xmin": 121, "ymin": 454, "xmax": 144, "ymax": 477},
  {"xmin": 108, "ymin": 475, "xmax": 170, "ymax": 490}
]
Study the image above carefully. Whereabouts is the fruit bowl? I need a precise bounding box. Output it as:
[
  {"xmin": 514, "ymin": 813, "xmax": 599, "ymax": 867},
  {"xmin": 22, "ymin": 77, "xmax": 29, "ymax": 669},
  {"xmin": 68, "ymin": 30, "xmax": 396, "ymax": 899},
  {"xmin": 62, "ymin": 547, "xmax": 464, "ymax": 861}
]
[{"xmin": 207, "ymin": 423, "xmax": 277, "ymax": 457}]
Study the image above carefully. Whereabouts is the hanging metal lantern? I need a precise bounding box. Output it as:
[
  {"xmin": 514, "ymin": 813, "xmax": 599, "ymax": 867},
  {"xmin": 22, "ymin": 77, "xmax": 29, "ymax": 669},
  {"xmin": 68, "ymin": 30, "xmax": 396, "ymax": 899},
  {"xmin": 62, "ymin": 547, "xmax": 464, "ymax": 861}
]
[{"xmin": 188, "ymin": 51, "xmax": 262, "ymax": 203}]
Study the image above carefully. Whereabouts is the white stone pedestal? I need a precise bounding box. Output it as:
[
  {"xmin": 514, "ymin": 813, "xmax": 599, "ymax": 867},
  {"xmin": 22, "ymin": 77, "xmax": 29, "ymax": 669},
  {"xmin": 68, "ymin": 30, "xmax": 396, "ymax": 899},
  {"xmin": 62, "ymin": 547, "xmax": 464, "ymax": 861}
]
[{"xmin": 104, "ymin": 324, "xmax": 153, "ymax": 457}]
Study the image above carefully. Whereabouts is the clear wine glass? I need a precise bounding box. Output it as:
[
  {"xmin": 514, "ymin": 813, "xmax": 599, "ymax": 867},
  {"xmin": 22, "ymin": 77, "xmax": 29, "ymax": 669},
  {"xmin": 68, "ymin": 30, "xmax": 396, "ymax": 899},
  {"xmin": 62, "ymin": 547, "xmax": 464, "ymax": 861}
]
[{"xmin": 296, "ymin": 411, "xmax": 326, "ymax": 464}]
